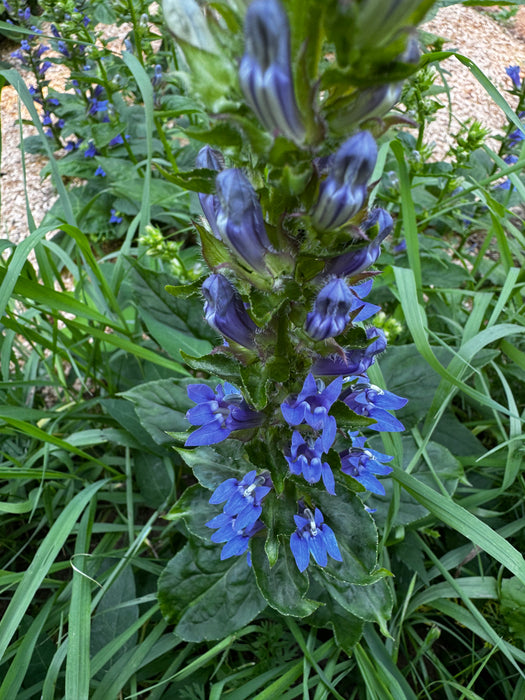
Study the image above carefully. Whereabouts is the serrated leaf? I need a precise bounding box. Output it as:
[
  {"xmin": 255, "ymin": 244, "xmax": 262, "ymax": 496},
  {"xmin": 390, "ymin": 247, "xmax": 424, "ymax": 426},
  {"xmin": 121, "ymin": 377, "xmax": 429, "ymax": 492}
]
[
  {"xmin": 322, "ymin": 576, "xmax": 394, "ymax": 638},
  {"xmin": 329, "ymin": 400, "xmax": 377, "ymax": 430},
  {"xmin": 158, "ymin": 542, "xmax": 266, "ymax": 641},
  {"xmin": 122, "ymin": 378, "xmax": 193, "ymax": 445},
  {"xmin": 180, "ymin": 350, "xmax": 241, "ymax": 381},
  {"xmin": 251, "ymin": 537, "xmax": 321, "ymax": 617},
  {"xmin": 165, "ymin": 483, "xmax": 218, "ymax": 541},
  {"xmin": 240, "ymin": 364, "xmax": 269, "ymax": 410},
  {"xmin": 175, "ymin": 441, "xmax": 256, "ymax": 489}
]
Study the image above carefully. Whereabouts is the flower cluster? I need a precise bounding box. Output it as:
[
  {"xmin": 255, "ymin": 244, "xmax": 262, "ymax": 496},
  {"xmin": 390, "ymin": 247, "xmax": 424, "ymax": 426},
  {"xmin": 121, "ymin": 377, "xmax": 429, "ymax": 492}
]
[
  {"xmin": 206, "ymin": 470, "xmax": 272, "ymax": 562},
  {"xmin": 176, "ymin": 0, "xmax": 414, "ymax": 574}
]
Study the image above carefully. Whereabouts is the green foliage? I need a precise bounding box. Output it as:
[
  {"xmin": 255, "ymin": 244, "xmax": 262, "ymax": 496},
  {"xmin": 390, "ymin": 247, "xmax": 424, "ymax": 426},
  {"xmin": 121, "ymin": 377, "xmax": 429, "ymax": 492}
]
[{"xmin": 1, "ymin": 0, "xmax": 525, "ymax": 698}]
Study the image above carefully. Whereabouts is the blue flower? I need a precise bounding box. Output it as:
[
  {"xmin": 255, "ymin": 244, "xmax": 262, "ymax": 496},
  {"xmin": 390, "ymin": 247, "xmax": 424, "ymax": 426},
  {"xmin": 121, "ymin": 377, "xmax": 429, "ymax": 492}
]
[
  {"xmin": 347, "ymin": 279, "xmax": 381, "ymax": 324},
  {"xmin": 340, "ymin": 433, "xmax": 393, "ymax": 495},
  {"xmin": 305, "ymin": 278, "xmax": 354, "ymax": 341},
  {"xmin": 311, "ymin": 327, "xmax": 387, "ymax": 376},
  {"xmin": 209, "ymin": 470, "xmax": 272, "ymax": 531},
  {"xmin": 109, "ymin": 134, "xmax": 126, "ymax": 146},
  {"xmin": 324, "ymin": 208, "xmax": 393, "ymax": 277},
  {"xmin": 39, "ymin": 60, "xmax": 52, "ymax": 75},
  {"xmin": 84, "ymin": 142, "xmax": 97, "ymax": 158},
  {"xmin": 95, "ymin": 165, "xmax": 106, "ymax": 177},
  {"xmin": 152, "ymin": 63, "xmax": 163, "ymax": 88},
  {"xmin": 20, "ymin": 40, "xmax": 31, "ymax": 52},
  {"xmin": 281, "ymin": 373, "xmax": 343, "ymax": 437},
  {"xmin": 195, "ymin": 145, "xmax": 224, "ymax": 239},
  {"xmin": 215, "ymin": 169, "xmax": 272, "ymax": 273},
  {"xmin": 506, "ymin": 65, "xmax": 521, "ymax": 89},
  {"xmin": 285, "ymin": 431, "xmax": 335, "ymax": 494},
  {"xmin": 57, "ymin": 40, "xmax": 71, "ymax": 58},
  {"xmin": 206, "ymin": 512, "xmax": 264, "ymax": 561},
  {"xmin": 343, "ymin": 380, "xmax": 407, "ymax": 432},
  {"xmin": 310, "ymin": 131, "xmax": 378, "ymax": 231},
  {"xmin": 109, "ymin": 209, "xmax": 122, "ymax": 224},
  {"xmin": 185, "ymin": 382, "xmax": 264, "ymax": 447},
  {"xmin": 202, "ymin": 273, "xmax": 258, "ymax": 349},
  {"xmin": 290, "ymin": 507, "xmax": 342, "ymax": 572},
  {"xmin": 239, "ymin": 0, "xmax": 305, "ymax": 142}
]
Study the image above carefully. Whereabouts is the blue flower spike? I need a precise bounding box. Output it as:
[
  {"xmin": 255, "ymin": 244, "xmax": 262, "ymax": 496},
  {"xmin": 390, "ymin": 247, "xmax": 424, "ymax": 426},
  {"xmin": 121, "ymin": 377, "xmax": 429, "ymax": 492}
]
[
  {"xmin": 340, "ymin": 432, "xmax": 393, "ymax": 495},
  {"xmin": 185, "ymin": 382, "xmax": 264, "ymax": 447},
  {"xmin": 215, "ymin": 168, "xmax": 272, "ymax": 274},
  {"xmin": 239, "ymin": 0, "xmax": 305, "ymax": 143},
  {"xmin": 202, "ymin": 273, "xmax": 258, "ymax": 349},
  {"xmin": 290, "ymin": 507, "xmax": 343, "ymax": 572},
  {"xmin": 311, "ymin": 131, "xmax": 378, "ymax": 232}
]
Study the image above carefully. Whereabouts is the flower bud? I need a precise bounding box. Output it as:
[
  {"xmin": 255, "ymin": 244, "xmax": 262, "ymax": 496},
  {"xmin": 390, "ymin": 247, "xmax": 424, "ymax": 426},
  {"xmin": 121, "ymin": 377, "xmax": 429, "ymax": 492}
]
[
  {"xmin": 305, "ymin": 278, "xmax": 354, "ymax": 341},
  {"xmin": 215, "ymin": 169, "xmax": 271, "ymax": 273},
  {"xmin": 202, "ymin": 273, "xmax": 257, "ymax": 349},
  {"xmin": 239, "ymin": 0, "xmax": 305, "ymax": 143},
  {"xmin": 311, "ymin": 132, "xmax": 377, "ymax": 231},
  {"xmin": 195, "ymin": 145, "xmax": 224, "ymax": 239},
  {"xmin": 324, "ymin": 208, "xmax": 393, "ymax": 277}
]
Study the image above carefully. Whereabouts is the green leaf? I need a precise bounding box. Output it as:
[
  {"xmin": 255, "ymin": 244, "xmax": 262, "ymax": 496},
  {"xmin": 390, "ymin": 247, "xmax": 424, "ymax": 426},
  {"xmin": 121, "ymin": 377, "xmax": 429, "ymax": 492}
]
[
  {"xmin": 368, "ymin": 436, "xmax": 463, "ymax": 527},
  {"xmin": 329, "ymin": 400, "xmax": 377, "ymax": 431},
  {"xmin": 322, "ymin": 576, "xmax": 393, "ymax": 638},
  {"xmin": 165, "ymin": 483, "xmax": 219, "ymax": 541},
  {"xmin": 122, "ymin": 378, "xmax": 193, "ymax": 445},
  {"xmin": 134, "ymin": 453, "xmax": 174, "ymax": 507},
  {"xmin": 180, "ymin": 350, "xmax": 241, "ymax": 381},
  {"xmin": 500, "ymin": 577, "xmax": 525, "ymax": 647},
  {"xmin": 90, "ymin": 562, "xmax": 139, "ymax": 677},
  {"xmin": 158, "ymin": 542, "xmax": 266, "ymax": 641},
  {"xmin": 176, "ymin": 441, "xmax": 256, "ymax": 489},
  {"xmin": 240, "ymin": 363, "xmax": 269, "ymax": 410},
  {"xmin": 306, "ymin": 582, "xmax": 365, "ymax": 655},
  {"xmin": 251, "ymin": 536, "xmax": 321, "ymax": 617}
]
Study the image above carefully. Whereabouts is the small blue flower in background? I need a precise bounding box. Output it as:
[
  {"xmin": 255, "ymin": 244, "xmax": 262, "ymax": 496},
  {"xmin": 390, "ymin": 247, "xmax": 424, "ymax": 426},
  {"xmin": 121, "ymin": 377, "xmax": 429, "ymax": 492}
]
[
  {"xmin": 290, "ymin": 507, "xmax": 342, "ymax": 572},
  {"xmin": 340, "ymin": 432, "xmax": 393, "ymax": 495},
  {"xmin": 311, "ymin": 326, "xmax": 386, "ymax": 376},
  {"xmin": 239, "ymin": 0, "xmax": 305, "ymax": 143},
  {"xmin": 20, "ymin": 39, "xmax": 31, "ymax": 52},
  {"xmin": 343, "ymin": 380, "xmax": 407, "ymax": 432},
  {"xmin": 506, "ymin": 65, "xmax": 521, "ymax": 89},
  {"xmin": 311, "ymin": 131, "xmax": 378, "ymax": 231},
  {"xmin": 215, "ymin": 168, "xmax": 272, "ymax": 274},
  {"xmin": 94, "ymin": 165, "xmax": 106, "ymax": 177},
  {"xmin": 185, "ymin": 382, "xmax": 264, "ymax": 447},
  {"xmin": 285, "ymin": 431, "xmax": 336, "ymax": 494},
  {"xmin": 152, "ymin": 63, "xmax": 163, "ymax": 88},
  {"xmin": 84, "ymin": 142, "xmax": 97, "ymax": 158},
  {"xmin": 202, "ymin": 273, "xmax": 258, "ymax": 349},
  {"xmin": 497, "ymin": 154, "xmax": 519, "ymax": 191},
  {"xmin": 324, "ymin": 208, "xmax": 393, "ymax": 277},
  {"xmin": 281, "ymin": 373, "xmax": 343, "ymax": 439},
  {"xmin": 39, "ymin": 60, "xmax": 52, "ymax": 75},
  {"xmin": 195, "ymin": 145, "xmax": 224, "ymax": 239},
  {"xmin": 109, "ymin": 209, "xmax": 123, "ymax": 224},
  {"xmin": 305, "ymin": 278, "xmax": 354, "ymax": 341}
]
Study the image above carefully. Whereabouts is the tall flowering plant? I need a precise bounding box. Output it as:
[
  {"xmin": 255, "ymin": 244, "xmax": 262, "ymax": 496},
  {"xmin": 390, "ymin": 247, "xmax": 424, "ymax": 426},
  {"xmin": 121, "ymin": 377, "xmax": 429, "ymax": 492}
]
[{"xmin": 158, "ymin": 0, "xmax": 435, "ymax": 646}]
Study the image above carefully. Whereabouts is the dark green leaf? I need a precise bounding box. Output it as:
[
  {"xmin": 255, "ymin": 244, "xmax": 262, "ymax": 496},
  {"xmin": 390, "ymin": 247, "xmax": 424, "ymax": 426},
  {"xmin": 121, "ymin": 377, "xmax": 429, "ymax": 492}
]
[
  {"xmin": 158, "ymin": 542, "xmax": 266, "ymax": 641},
  {"xmin": 251, "ymin": 537, "xmax": 321, "ymax": 617},
  {"xmin": 122, "ymin": 378, "xmax": 193, "ymax": 445},
  {"xmin": 176, "ymin": 441, "xmax": 256, "ymax": 489}
]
